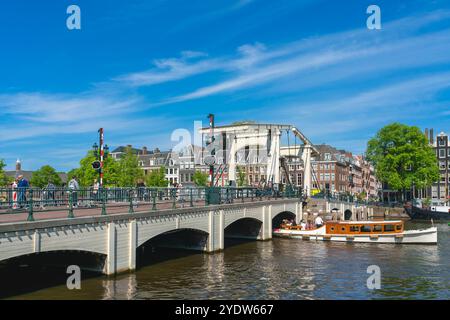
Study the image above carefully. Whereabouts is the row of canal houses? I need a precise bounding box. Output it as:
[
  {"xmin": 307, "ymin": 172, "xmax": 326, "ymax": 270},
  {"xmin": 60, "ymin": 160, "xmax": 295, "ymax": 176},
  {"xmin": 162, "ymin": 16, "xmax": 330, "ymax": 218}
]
[{"xmin": 110, "ymin": 142, "xmax": 380, "ymax": 200}]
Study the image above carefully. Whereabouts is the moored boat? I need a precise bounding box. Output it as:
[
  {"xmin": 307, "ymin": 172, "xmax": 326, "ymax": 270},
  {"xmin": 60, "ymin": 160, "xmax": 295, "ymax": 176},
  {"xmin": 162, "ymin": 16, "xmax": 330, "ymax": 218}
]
[
  {"xmin": 273, "ymin": 220, "xmax": 437, "ymax": 244},
  {"xmin": 404, "ymin": 204, "xmax": 450, "ymax": 221}
]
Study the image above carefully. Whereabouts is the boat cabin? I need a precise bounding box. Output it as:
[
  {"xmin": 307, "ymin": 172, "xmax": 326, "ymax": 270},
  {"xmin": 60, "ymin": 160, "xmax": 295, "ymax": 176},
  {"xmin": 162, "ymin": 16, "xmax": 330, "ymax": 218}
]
[
  {"xmin": 279, "ymin": 220, "xmax": 404, "ymax": 234},
  {"xmin": 326, "ymin": 221, "xmax": 404, "ymax": 234}
]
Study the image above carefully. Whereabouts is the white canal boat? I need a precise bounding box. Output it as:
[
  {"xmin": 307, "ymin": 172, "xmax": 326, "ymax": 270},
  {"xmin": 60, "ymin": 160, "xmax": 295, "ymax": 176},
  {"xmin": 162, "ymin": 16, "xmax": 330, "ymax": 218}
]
[{"xmin": 273, "ymin": 220, "xmax": 437, "ymax": 244}]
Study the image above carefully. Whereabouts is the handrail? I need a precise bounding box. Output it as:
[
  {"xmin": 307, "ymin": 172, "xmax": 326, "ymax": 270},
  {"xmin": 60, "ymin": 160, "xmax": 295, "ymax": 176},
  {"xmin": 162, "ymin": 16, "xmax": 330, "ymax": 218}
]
[{"xmin": 0, "ymin": 186, "xmax": 301, "ymax": 222}]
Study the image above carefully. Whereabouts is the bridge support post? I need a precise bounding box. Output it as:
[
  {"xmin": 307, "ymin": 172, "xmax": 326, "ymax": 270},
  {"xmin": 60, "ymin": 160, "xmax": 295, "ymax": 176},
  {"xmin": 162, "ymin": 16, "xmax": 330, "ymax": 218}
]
[
  {"xmin": 259, "ymin": 205, "xmax": 272, "ymax": 240},
  {"xmin": 129, "ymin": 220, "xmax": 137, "ymax": 271},
  {"xmin": 296, "ymin": 202, "xmax": 302, "ymax": 224},
  {"xmin": 106, "ymin": 222, "xmax": 116, "ymax": 275},
  {"xmin": 106, "ymin": 221, "xmax": 137, "ymax": 275},
  {"xmin": 206, "ymin": 210, "xmax": 223, "ymax": 252},
  {"xmin": 33, "ymin": 230, "xmax": 40, "ymax": 253}
]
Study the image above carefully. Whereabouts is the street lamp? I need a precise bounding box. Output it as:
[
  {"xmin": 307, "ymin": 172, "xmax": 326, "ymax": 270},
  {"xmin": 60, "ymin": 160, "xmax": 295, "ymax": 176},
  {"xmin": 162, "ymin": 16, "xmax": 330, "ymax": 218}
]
[
  {"xmin": 92, "ymin": 143, "xmax": 99, "ymax": 159},
  {"xmin": 104, "ymin": 144, "xmax": 109, "ymax": 159},
  {"xmin": 91, "ymin": 129, "xmax": 106, "ymax": 187}
]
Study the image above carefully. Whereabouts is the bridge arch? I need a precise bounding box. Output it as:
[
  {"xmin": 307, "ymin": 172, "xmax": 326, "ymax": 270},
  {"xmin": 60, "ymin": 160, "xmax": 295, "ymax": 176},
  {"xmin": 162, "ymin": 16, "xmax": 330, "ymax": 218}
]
[
  {"xmin": 224, "ymin": 217, "xmax": 263, "ymax": 240},
  {"xmin": 0, "ymin": 249, "xmax": 107, "ymax": 272},
  {"xmin": 0, "ymin": 250, "xmax": 106, "ymax": 298},
  {"xmin": 136, "ymin": 217, "xmax": 209, "ymax": 248},
  {"xmin": 272, "ymin": 211, "xmax": 296, "ymax": 228},
  {"xmin": 223, "ymin": 215, "xmax": 263, "ymax": 230},
  {"xmin": 137, "ymin": 228, "xmax": 209, "ymax": 251}
]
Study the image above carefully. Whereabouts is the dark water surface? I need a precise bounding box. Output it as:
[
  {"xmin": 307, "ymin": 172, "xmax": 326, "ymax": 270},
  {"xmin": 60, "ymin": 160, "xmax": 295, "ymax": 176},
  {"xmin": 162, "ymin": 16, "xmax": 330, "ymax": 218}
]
[{"xmin": 3, "ymin": 222, "xmax": 449, "ymax": 300}]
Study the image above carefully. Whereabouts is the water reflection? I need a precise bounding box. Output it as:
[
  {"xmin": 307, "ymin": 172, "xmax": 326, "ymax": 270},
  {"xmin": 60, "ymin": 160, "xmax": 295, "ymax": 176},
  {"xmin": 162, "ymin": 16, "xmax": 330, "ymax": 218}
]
[
  {"xmin": 4, "ymin": 222, "xmax": 450, "ymax": 300},
  {"xmin": 102, "ymin": 273, "xmax": 137, "ymax": 300}
]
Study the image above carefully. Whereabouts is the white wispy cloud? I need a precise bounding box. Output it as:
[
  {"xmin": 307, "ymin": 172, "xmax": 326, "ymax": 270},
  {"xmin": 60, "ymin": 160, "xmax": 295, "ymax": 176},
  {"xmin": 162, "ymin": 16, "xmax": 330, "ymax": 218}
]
[
  {"xmin": 0, "ymin": 92, "xmax": 139, "ymax": 123},
  {"xmin": 2, "ymin": 8, "xmax": 450, "ymax": 170},
  {"xmin": 157, "ymin": 12, "xmax": 450, "ymax": 104}
]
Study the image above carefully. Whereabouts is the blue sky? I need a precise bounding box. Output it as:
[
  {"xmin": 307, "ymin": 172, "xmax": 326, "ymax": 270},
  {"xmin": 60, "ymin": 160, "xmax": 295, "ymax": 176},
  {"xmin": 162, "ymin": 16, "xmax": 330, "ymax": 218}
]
[{"xmin": 1, "ymin": 0, "xmax": 450, "ymax": 171}]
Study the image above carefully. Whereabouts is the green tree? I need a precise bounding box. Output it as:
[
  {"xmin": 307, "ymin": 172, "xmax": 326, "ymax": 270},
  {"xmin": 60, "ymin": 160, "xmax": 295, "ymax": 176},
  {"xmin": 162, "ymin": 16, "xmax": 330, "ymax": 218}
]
[
  {"xmin": 366, "ymin": 123, "xmax": 439, "ymax": 200},
  {"xmin": 72, "ymin": 150, "xmax": 120, "ymax": 187},
  {"xmin": 116, "ymin": 147, "xmax": 144, "ymax": 187},
  {"xmin": 193, "ymin": 170, "xmax": 209, "ymax": 186},
  {"xmin": 356, "ymin": 191, "xmax": 367, "ymax": 202},
  {"xmin": 145, "ymin": 166, "xmax": 168, "ymax": 187},
  {"xmin": 30, "ymin": 165, "xmax": 62, "ymax": 188},
  {"xmin": 236, "ymin": 166, "xmax": 247, "ymax": 187},
  {"xmin": 0, "ymin": 159, "xmax": 12, "ymax": 186}
]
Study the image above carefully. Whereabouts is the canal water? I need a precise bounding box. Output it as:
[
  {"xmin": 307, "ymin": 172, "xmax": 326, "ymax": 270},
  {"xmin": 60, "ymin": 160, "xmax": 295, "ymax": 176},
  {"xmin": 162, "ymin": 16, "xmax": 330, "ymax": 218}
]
[{"xmin": 2, "ymin": 222, "xmax": 449, "ymax": 300}]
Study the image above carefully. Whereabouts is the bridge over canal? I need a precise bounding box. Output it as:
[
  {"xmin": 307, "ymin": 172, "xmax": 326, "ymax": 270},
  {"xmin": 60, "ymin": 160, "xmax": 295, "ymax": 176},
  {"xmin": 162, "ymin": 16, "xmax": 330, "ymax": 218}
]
[
  {"xmin": 0, "ymin": 197, "xmax": 302, "ymax": 275},
  {"xmin": 0, "ymin": 186, "xmax": 405, "ymax": 275}
]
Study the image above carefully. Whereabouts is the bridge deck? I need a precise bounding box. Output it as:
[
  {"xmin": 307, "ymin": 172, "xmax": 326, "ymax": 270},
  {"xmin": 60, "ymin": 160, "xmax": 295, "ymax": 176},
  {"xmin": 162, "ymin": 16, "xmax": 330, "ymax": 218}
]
[{"xmin": 0, "ymin": 197, "xmax": 295, "ymax": 226}]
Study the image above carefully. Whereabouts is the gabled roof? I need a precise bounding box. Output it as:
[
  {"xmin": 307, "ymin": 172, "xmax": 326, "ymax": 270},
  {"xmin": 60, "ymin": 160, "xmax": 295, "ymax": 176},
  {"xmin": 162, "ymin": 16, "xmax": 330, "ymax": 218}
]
[{"xmin": 111, "ymin": 146, "xmax": 144, "ymax": 154}]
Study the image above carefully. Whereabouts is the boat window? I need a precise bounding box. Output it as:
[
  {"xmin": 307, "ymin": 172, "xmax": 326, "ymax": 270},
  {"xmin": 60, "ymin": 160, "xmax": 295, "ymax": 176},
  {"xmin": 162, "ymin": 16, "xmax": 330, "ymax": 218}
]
[
  {"xmin": 340, "ymin": 226, "xmax": 346, "ymax": 232},
  {"xmin": 396, "ymin": 225, "xmax": 402, "ymax": 231},
  {"xmin": 330, "ymin": 226, "xmax": 335, "ymax": 232},
  {"xmin": 373, "ymin": 225, "xmax": 382, "ymax": 232},
  {"xmin": 384, "ymin": 225, "xmax": 395, "ymax": 232},
  {"xmin": 360, "ymin": 225, "xmax": 372, "ymax": 232},
  {"xmin": 349, "ymin": 226, "xmax": 360, "ymax": 232}
]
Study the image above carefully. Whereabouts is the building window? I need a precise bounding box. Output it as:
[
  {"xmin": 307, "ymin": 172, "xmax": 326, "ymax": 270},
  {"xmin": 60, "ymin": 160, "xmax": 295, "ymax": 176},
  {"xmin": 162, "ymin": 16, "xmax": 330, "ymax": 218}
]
[
  {"xmin": 324, "ymin": 153, "xmax": 331, "ymax": 161},
  {"xmin": 440, "ymin": 162, "xmax": 446, "ymax": 170},
  {"xmin": 439, "ymin": 139, "xmax": 446, "ymax": 147},
  {"xmin": 439, "ymin": 149, "xmax": 446, "ymax": 158}
]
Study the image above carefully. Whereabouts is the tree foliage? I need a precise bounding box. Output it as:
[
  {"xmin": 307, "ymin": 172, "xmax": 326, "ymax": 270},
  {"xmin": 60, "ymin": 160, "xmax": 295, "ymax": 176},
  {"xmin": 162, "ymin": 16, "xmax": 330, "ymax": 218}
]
[
  {"xmin": 0, "ymin": 159, "xmax": 12, "ymax": 186},
  {"xmin": 145, "ymin": 166, "xmax": 168, "ymax": 187},
  {"xmin": 70, "ymin": 147, "xmax": 144, "ymax": 187},
  {"xmin": 237, "ymin": 166, "xmax": 247, "ymax": 187},
  {"xmin": 116, "ymin": 147, "xmax": 144, "ymax": 187},
  {"xmin": 70, "ymin": 150, "xmax": 119, "ymax": 187},
  {"xmin": 30, "ymin": 165, "xmax": 62, "ymax": 188},
  {"xmin": 193, "ymin": 170, "xmax": 209, "ymax": 186},
  {"xmin": 366, "ymin": 123, "xmax": 439, "ymax": 191}
]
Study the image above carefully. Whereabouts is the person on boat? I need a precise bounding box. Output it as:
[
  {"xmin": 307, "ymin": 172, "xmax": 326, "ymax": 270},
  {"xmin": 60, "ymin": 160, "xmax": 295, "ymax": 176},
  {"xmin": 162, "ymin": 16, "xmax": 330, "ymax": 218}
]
[
  {"xmin": 315, "ymin": 215, "xmax": 324, "ymax": 228},
  {"xmin": 300, "ymin": 220, "xmax": 307, "ymax": 230}
]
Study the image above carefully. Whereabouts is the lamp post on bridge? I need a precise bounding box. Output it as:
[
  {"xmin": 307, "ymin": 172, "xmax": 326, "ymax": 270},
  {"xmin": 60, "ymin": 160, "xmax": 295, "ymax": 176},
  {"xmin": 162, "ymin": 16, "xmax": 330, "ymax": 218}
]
[
  {"xmin": 92, "ymin": 128, "xmax": 109, "ymax": 188},
  {"xmin": 205, "ymin": 114, "xmax": 215, "ymax": 187}
]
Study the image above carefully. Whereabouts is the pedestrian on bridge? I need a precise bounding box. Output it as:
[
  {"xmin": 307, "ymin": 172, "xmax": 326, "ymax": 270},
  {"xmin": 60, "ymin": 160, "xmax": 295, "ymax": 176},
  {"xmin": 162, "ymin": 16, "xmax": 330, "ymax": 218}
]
[
  {"xmin": 68, "ymin": 176, "xmax": 80, "ymax": 208},
  {"xmin": 44, "ymin": 181, "xmax": 56, "ymax": 207},
  {"xmin": 17, "ymin": 175, "xmax": 29, "ymax": 208}
]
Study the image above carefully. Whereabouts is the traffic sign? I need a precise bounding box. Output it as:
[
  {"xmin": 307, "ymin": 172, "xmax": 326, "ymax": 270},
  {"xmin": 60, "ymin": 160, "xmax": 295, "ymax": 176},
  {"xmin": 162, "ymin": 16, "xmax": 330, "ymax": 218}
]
[{"xmin": 92, "ymin": 160, "xmax": 101, "ymax": 171}]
